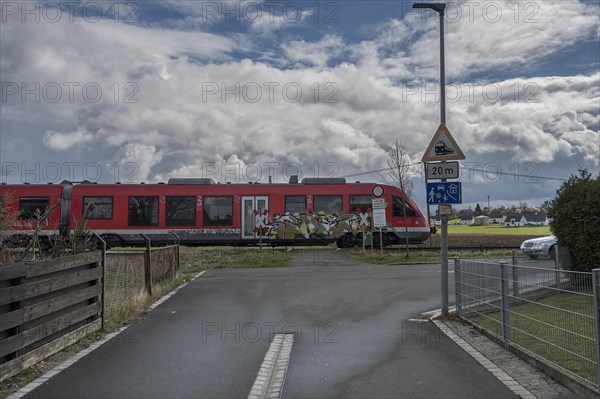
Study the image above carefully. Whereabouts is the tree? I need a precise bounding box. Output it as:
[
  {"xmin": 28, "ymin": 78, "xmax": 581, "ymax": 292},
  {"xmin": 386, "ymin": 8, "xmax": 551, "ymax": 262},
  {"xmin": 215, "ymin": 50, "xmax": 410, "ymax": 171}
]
[
  {"xmin": 540, "ymin": 200, "xmax": 551, "ymax": 211},
  {"xmin": 474, "ymin": 203, "xmax": 482, "ymax": 216},
  {"xmin": 388, "ymin": 139, "xmax": 415, "ymax": 257},
  {"xmin": 0, "ymin": 193, "xmax": 17, "ymax": 233},
  {"xmin": 549, "ymin": 169, "xmax": 600, "ymax": 272}
]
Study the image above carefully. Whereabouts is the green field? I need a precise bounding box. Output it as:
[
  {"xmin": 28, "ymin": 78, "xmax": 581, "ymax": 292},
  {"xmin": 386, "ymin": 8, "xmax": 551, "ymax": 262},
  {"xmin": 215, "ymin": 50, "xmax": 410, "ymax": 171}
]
[{"xmin": 446, "ymin": 223, "xmax": 551, "ymax": 236}]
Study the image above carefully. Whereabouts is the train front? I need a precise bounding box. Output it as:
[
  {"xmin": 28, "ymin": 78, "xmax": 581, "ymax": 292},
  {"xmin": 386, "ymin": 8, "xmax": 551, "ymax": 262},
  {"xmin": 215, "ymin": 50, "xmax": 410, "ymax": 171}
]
[{"xmin": 385, "ymin": 186, "xmax": 431, "ymax": 244}]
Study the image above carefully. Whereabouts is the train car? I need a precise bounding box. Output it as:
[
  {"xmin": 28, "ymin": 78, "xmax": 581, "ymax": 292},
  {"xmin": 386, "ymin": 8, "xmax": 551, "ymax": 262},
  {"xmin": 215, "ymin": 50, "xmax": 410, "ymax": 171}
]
[
  {"xmin": 0, "ymin": 183, "xmax": 66, "ymax": 247},
  {"xmin": 0, "ymin": 177, "xmax": 430, "ymax": 248}
]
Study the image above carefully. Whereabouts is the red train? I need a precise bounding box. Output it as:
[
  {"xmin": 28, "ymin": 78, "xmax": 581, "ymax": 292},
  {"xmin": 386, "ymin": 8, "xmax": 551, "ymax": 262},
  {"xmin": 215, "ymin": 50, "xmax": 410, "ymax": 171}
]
[{"xmin": 0, "ymin": 177, "xmax": 430, "ymax": 248}]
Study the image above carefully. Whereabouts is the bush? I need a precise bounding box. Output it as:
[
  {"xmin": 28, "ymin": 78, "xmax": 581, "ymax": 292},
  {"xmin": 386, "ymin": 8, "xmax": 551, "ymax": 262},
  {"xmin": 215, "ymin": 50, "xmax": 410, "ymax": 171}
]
[{"xmin": 549, "ymin": 169, "xmax": 600, "ymax": 272}]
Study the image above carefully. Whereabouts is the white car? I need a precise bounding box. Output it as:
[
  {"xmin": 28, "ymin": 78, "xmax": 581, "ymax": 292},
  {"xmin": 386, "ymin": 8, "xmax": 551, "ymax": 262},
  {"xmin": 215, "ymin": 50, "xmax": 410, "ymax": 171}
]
[{"xmin": 520, "ymin": 235, "xmax": 557, "ymax": 259}]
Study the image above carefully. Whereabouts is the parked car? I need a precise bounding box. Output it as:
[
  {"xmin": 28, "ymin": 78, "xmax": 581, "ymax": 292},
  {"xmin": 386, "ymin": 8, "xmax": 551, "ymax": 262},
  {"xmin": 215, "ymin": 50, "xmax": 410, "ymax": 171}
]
[{"xmin": 520, "ymin": 235, "xmax": 557, "ymax": 259}]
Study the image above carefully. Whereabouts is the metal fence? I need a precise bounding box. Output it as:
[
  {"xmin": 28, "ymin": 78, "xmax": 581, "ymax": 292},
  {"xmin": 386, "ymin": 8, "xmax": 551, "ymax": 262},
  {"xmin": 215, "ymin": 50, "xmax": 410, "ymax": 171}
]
[
  {"xmin": 104, "ymin": 251, "xmax": 146, "ymax": 319},
  {"xmin": 150, "ymin": 245, "xmax": 179, "ymax": 285},
  {"xmin": 455, "ymin": 255, "xmax": 598, "ymax": 387},
  {"xmin": 104, "ymin": 245, "xmax": 180, "ymax": 320}
]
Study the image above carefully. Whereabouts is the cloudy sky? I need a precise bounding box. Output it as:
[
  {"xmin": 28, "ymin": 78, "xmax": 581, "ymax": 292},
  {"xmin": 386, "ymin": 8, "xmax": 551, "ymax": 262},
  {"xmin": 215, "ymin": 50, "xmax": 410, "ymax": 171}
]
[{"xmin": 1, "ymin": 0, "xmax": 598, "ymax": 211}]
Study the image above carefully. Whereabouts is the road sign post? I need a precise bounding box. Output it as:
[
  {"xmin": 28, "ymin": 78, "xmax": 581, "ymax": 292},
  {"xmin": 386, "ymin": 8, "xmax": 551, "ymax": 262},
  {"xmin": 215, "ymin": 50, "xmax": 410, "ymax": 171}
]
[
  {"xmin": 254, "ymin": 209, "xmax": 268, "ymax": 248},
  {"xmin": 372, "ymin": 198, "xmax": 386, "ymax": 256},
  {"xmin": 423, "ymin": 124, "xmax": 464, "ymax": 318}
]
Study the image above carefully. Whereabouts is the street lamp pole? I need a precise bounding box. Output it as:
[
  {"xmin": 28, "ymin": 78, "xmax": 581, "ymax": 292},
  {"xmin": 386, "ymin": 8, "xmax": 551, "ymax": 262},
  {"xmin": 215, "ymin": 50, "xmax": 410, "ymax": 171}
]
[{"xmin": 413, "ymin": 2, "xmax": 448, "ymax": 316}]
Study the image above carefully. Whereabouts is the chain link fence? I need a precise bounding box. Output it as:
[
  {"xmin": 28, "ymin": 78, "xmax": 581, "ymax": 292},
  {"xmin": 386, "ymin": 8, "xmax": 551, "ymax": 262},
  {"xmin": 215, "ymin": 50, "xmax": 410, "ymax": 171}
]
[
  {"xmin": 455, "ymin": 254, "xmax": 598, "ymax": 387},
  {"xmin": 104, "ymin": 251, "xmax": 146, "ymax": 319},
  {"xmin": 150, "ymin": 245, "xmax": 179, "ymax": 285},
  {"xmin": 103, "ymin": 245, "xmax": 180, "ymax": 320}
]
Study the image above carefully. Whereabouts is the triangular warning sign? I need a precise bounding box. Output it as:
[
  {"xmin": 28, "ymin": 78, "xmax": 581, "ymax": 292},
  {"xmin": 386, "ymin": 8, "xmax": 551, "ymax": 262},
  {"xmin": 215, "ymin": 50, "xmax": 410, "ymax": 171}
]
[{"xmin": 421, "ymin": 123, "xmax": 465, "ymax": 162}]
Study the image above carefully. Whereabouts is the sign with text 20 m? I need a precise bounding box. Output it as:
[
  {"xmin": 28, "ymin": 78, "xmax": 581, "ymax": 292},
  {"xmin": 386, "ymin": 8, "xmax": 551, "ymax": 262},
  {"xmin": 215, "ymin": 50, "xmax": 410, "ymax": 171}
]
[
  {"xmin": 426, "ymin": 161, "xmax": 459, "ymax": 180},
  {"xmin": 426, "ymin": 182, "xmax": 462, "ymax": 205}
]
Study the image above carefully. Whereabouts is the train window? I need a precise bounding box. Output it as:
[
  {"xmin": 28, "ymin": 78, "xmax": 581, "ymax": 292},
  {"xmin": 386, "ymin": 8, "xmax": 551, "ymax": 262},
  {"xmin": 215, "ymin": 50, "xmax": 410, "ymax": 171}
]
[
  {"xmin": 203, "ymin": 196, "xmax": 233, "ymax": 226},
  {"xmin": 166, "ymin": 196, "xmax": 196, "ymax": 226},
  {"xmin": 19, "ymin": 197, "xmax": 50, "ymax": 219},
  {"xmin": 285, "ymin": 196, "xmax": 306, "ymax": 214},
  {"xmin": 313, "ymin": 195, "xmax": 342, "ymax": 214},
  {"xmin": 128, "ymin": 196, "xmax": 159, "ymax": 226},
  {"xmin": 350, "ymin": 195, "xmax": 372, "ymax": 213},
  {"xmin": 392, "ymin": 196, "xmax": 418, "ymax": 217},
  {"xmin": 83, "ymin": 196, "xmax": 113, "ymax": 219}
]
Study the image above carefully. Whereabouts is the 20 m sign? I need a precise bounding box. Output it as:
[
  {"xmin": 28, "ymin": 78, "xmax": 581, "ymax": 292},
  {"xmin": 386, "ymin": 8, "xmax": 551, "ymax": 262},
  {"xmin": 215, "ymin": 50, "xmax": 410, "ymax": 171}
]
[{"xmin": 426, "ymin": 161, "xmax": 459, "ymax": 180}]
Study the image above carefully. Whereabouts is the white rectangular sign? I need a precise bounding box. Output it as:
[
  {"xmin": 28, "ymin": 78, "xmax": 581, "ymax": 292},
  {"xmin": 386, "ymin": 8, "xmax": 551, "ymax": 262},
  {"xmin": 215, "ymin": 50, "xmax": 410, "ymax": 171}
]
[
  {"xmin": 438, "ymin": 204, "xmax": 453, "ymax": 215},
  {"xmin": 426, "ymin": 162, "xmax": 459, "ymax": 180},
  {"xmin": 372, "ymin": 208, "xmax": 387, "ymax": 228},
  {"xmin": 372, "ymin": 198, "xmax": 386, "ymax": 209}
]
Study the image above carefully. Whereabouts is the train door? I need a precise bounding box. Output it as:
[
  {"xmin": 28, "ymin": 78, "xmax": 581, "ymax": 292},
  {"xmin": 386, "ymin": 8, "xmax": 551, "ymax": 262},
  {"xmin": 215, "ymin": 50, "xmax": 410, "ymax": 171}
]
[{"xmin": 241, "ymin": 196, "xmax": 269, "ymax": 239}]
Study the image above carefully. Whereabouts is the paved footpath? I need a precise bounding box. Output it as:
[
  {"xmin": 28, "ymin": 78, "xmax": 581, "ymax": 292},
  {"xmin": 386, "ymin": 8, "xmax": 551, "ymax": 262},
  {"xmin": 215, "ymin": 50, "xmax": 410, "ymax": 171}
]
[
  {"xmin": 13, "ymin": 249, "xmax": 575, "ymax": 398},
  {"xmin": 436, "ymin": 318, "xmax": 590, "ymax": 399}
]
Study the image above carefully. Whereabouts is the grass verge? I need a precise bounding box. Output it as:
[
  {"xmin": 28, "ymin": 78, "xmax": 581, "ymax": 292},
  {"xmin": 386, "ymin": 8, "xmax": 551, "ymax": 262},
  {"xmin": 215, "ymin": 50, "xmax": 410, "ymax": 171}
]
[
  {"xmin": 464, "ymin": 292, "xmax": 596, "ymax": 385},
  {"xmin": 179, "ymin": 246, "xmax": 291, "ymax": 279},
  {"xmin": 448, "ymin": 224, "xmax": 551, "ymax": 235},
  {"xmin": 349, "ymin": 248, "xmax": 513, "ymax": 265}
]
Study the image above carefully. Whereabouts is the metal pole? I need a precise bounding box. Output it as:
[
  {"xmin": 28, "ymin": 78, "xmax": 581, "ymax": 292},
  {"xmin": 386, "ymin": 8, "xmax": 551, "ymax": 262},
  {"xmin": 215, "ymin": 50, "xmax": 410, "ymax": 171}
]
[
  {"xmin": 414, "ymin": 2, "xmax": 448, "ymax": 316},
  {"xmin": 379, "ymin": 228, "xmax": 383, "ymax": 256},
  {"xmin": 171, "ymin": 231, "xmax": 181, "ymax": 277},
  {"xmin": 439, "ymin": 7, "xmax": 446, "ymax": 125},
  {"xmin": 454, "ymin": 259, "xmax": 461, "ymax": 316},
  {"xmin": 441, "ymin": 215, "xmax": 448, "ymax": 316},
  {"xmin": 554, "ymin": 245, "xmax": 561, "ymax": 289},
  {"xmin": 140, "ymin": 233, "xmax": 152, "ymax": 296},
  {"xmin": 362, "ymin": 227, "xmax": 365, "ymax": 254},
  {"xmin": 438, "ymin": 6, "xmax": 448, "ymax": 317},
  {"xmin": 94, "ymin": 233, "xmax": 107, "ymax": 331},
  {"xmin": 592, "ymin": 269, "xmax": 600, "ymax": 387},
  {"xmin": 511, "ymin": 249, "xmax": 520, "ymax": 305},
  {"xmin": 500, "ymin": 261, "xmax": 510, "ymax": 343}
]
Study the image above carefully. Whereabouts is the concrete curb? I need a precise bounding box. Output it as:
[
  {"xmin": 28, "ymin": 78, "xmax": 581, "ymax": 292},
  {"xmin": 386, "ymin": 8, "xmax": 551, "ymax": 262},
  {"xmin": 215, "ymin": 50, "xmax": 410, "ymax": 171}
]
[{"xmin": 248, "ymin": 334, "xmax": 294, "ymax": 399}]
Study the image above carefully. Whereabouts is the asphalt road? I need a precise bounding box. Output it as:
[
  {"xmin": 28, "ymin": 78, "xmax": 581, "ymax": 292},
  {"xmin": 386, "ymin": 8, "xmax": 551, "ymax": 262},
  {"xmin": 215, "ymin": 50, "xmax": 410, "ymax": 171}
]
[{"xmin": 24, "ymin": 249, "xmax": 517, "ymax": 398}]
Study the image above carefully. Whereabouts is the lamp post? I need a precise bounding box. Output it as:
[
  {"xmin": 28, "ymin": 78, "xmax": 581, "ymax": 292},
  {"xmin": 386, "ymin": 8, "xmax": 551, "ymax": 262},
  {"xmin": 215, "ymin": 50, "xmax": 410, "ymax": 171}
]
[
  {"xmin": 413, "ymin": 2, "xmax": 449, "ymax": 316},
  {"xmin": 413, "ymin": 2, "xmax": 446, "ymax": 124}
]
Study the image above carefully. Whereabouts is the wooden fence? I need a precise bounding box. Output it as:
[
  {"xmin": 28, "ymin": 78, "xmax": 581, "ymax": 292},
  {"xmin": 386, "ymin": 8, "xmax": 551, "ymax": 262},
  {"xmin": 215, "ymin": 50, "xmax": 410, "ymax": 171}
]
[{"xmin": 0, "ymin": 251, "xmax": 103, "ymax": 383}]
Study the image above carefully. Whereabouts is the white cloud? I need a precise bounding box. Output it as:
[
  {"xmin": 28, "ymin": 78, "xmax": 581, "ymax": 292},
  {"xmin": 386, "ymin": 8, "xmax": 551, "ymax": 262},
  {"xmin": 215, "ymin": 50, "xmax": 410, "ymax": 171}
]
[
  {"xmin": 282, "ymin": 35, "xmax": 345, "ymax": 68},
  {"xmin": 120, "ymin": 143, "xmax": 163, "ymax": 182},
  {"xmin": 355, "ymin": 0, "xmax": 600, "ymax": 80},
  {"xmin": 43, "ymin": 127, "xmax": 94, "ymax": 150},
  {"xmin": 1, "ymin": 0, "xmax": 598, "ymax": 194},
  {"xmin": 78, "ymin": 19, "xmax": 237, "ymax": 61}
]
